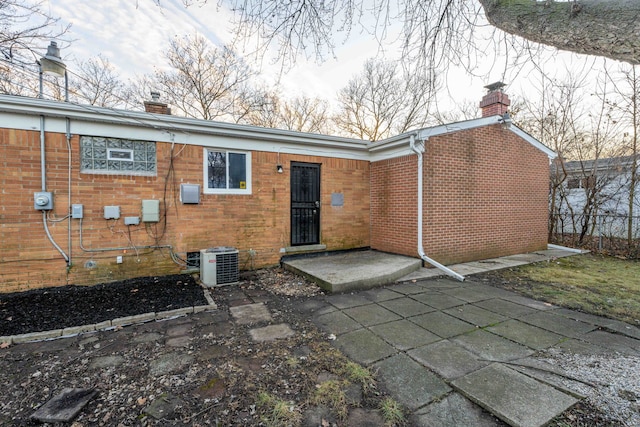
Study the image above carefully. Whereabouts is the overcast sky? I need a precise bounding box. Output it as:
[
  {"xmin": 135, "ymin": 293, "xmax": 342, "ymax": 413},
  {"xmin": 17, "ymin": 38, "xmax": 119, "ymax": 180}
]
[
  {"xmin": 42, "ymin": 0, "xmax": 499, "ymax": 109},
  {"xmin": 40, "ymin": 0, "xmax": 602, "ymax": 116}
]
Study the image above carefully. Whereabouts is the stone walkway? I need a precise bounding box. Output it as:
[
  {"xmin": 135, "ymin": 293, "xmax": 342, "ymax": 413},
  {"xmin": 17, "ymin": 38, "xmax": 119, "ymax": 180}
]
[
  {"xmin": 302, "ymin": 276, "xmax": 640, "ymax": 427},
  {"xmin": 4, "ymin": 270, "xmax": 640, "ymax": 426}
]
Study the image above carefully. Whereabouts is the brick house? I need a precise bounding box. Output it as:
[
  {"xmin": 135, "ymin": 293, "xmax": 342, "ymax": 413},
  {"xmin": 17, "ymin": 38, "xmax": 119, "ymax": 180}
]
[{"xmin": 0, "ymin": 85, "xmax": 555, "ymax": 292}]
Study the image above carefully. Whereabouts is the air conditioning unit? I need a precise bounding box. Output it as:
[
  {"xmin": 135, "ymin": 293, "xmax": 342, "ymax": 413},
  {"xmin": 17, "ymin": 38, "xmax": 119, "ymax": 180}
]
[{"xmin": 200, "ymin": 247, "xmax": 239, "ymax": 287}]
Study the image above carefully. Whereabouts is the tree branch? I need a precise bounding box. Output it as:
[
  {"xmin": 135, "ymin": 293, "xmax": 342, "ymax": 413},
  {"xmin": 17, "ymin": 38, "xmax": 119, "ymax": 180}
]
[{"xmin": 479, "ymin": 0, "xmax": 640, "ymax": 64}]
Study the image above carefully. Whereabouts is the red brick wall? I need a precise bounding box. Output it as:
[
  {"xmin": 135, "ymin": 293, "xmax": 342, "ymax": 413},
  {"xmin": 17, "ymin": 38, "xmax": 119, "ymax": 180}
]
[
  {"xmin": 0, "ymin": 129, "xmax": 370, "ymax": 292},
  {"xmin": 370, "ymin": 155, "xmax": 418, "ymax": 256},
  {"xmin": 371, "ymin": 125, "xmax": 549, "ymax": 265}
]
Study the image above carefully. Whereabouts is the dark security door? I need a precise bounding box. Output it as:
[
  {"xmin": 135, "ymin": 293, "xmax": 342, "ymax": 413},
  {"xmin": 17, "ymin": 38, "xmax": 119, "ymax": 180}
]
[{"xmin": 291, "ymin": 162, "xmax": 321, "ymax": 245}]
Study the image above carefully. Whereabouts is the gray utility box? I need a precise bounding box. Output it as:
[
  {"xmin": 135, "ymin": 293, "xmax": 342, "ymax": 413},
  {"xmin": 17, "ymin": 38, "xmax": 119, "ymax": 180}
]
[
  {"xmin": 200, "ymin": 247, "xmax": 239, "ymax": 287},
  {"xmin": 34, "ymin": 192, "xmax": 53, "ymax": 210}
]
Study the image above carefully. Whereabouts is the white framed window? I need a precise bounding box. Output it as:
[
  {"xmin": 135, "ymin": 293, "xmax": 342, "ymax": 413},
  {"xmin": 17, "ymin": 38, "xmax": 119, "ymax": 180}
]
[{"xmin": 203, "ymin": 148, "xmax": 252, "ymax": 195}]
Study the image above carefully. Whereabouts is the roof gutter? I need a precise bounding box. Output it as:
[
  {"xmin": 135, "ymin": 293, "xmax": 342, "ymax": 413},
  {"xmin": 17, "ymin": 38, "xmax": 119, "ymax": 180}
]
[{"xmin": 410, "ymin": 134, "xmax": 465, "ymax": 281}]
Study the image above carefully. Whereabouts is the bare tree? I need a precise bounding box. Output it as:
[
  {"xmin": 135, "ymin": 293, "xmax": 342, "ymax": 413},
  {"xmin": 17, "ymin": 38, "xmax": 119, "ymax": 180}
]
[
  {"xmin": 68, "ymin": 55, "xmax": 133, "ymax": 108},
  {"xmin": 516, "ymin": 71, "xmax": 587, "ymax": 241},
  {"xmin": 242, "ymin": 92, "xmax": 331, "ymax": 133},
  {"xmin": 154, "ymin": 34, "xmax": 256, "ymax": 121},
  {"xmin": 0, "ymin": 60, "xmax": 38, "ymax": 95},
  {"xmin": 478, "ymin": 0, "xmax": 639, "ymax": 65},
  {"xmin": 334, "ymin": 59, "xmax": 436, "ymax": 141},
  {"xmin": 0, "ymin": 0, "xmax": 69, "ymax": 64},
  {"xmin": 211, "ymin": 0, "xmax": 638, "ymax": 73},
  {"xmin": 607, "ymin": 65, "xmax": 640, "ymax": 250}
]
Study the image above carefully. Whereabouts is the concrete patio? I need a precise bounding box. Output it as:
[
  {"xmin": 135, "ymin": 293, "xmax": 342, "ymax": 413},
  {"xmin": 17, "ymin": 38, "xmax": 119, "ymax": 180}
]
[
  {"xmin": 300, "ymin": 274, "xmax": 640, "ymax": 426},
  {"xmin": 285, "ymin": 246, "xmax": 640, "ymax": 426},
  {"xmin": 282, "ymin": 246, "xmax": 580, "ymax": 292}
]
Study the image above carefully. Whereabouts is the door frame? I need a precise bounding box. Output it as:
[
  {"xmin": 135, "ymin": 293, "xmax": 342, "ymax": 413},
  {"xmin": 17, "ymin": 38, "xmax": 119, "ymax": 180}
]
[{"xmin": 290, "ymin": 162, "xmax": 321, "ymax": 246}]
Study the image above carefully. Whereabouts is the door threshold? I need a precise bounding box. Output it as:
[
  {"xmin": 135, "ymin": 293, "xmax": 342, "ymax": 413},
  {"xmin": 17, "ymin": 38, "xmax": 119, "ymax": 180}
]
[{"xmin": 284, "ymin": 244, "xmax": 327, "ymax": 254}]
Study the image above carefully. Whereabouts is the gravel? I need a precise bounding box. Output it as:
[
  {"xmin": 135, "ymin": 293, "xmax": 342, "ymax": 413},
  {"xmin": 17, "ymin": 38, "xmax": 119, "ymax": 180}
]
[{"xmin": 539, "ymin": 349, "xmax": 640, "ymax": 427}]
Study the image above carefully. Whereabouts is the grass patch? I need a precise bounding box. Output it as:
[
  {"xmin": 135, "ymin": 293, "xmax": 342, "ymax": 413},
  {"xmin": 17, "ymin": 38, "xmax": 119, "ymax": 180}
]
[
  {"xmin": 497, "ymin": 254, "xmax": 640, "ymax": 325},
  {"xmin": 256, "ymin": 391, "xmax": 301, "ymax": 427},
  {"xmin": 339, "ymin": 361, "xmax": 377, "ymax": 395},
  {"xmin": 311, "ymin": 380, "xmax": 349, "ymax": 420},
  {"xmin": 380, "ymin": 397, "xmax": 405, "ymax": 426}
]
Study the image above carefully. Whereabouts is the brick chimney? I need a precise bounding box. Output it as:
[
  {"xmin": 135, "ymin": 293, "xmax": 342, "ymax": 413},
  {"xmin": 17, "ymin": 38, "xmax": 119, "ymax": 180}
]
[
  {"xmin": 480, "ymin": 82, "xmax": 510, "ymax": 117},
  {"xmin": 144, "ymin": 91, "xmax": 171, "ymax": 115}
]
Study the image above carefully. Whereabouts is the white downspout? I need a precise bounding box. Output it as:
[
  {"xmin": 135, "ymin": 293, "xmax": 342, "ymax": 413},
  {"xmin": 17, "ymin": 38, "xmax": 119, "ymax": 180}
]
[{"xmin": 410, "ymin": 134, "xmax": 465, "ymax": 281}]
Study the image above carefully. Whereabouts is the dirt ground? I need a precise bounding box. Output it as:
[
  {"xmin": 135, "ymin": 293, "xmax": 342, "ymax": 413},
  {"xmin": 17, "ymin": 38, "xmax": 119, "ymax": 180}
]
[{"xmin": 0, "ymin": 268, "xmax": 634, "ymax": 426}]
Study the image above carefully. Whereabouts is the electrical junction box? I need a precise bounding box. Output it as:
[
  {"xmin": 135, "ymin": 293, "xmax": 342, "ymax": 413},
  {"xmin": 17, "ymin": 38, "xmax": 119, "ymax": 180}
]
[
  {"xmin": 124, "ymin": 216, "xmax": 140, "ymax": 225},
  {"xmin": 34, "ymin": 192, "xmax": 53, "ymax": 210},
  {"xmin": 72, "ymin": 204, "xmax": 84, "ymax": 219},
  {"xmin": 142, "ymin": 199, "xmax": 160, "ymax": 222},
  {"xmin": 104, "ymin": 205, "xmax": 120, "ymax": 220},
  {"xmin": 180, "ymin": 184, "xmax": 200, "ymax": 204}
]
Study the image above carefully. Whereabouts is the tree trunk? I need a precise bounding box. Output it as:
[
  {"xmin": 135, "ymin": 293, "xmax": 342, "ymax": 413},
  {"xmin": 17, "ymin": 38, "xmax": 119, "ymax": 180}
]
[{"xmin": 479, "ymin": 0, "xmax": 640, "ymax": 64}]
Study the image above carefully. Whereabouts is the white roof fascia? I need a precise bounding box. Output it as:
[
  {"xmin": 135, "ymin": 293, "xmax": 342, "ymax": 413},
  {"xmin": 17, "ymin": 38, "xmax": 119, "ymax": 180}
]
[
  {"xmin": 508, "ymin": 126, "xmax": 557, "ymax": 159},
  {"xmin": 0, "ymin": 95, "xmax": 370, "ymax": 160},
  {"xmin": 0, "ymin": 96, "xmax": 556, "ymax": 161},
  {"xmin": 368, "ymin": 115, "xmax": 556, "ymax": 161}
]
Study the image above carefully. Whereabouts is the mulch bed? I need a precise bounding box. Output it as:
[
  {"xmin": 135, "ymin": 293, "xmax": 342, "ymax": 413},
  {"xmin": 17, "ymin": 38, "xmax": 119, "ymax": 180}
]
[{"xmin": 0, "ymin": 275, "xmax": 207, "ymax": 336}]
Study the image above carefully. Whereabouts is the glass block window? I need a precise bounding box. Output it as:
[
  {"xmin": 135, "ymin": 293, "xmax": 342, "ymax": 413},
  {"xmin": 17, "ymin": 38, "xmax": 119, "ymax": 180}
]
[
  {"xmin": 80, "ymin": 136, "xmax": 156, "ymax": 175},
  {"xmin": 203, "ymin": 148, "xmax": 251, "ymax": 195}
]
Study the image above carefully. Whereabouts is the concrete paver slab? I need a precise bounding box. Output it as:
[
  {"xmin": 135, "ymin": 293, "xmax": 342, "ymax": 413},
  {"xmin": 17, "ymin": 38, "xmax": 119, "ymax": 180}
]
[
  {"xmin": 553, "ymin": 338, "xmax": 611, "ymax": 356},
  {"xmin": 314, "ymin": 310, "xmax": 362, "ymax": 335},
  {"xmin": 379, "ymin": 298, "xmax": 435, "ymax": 317},
  {"xmin": 387, "ymin": 282, "xmax": 430, "ymax": 295},
  {"xmin": 89, "ymin": 355, "xmax": 125, "ymax": 369},
  {"xmin": 413, "ymin": 392, "xmax": 503, "ymax": 427},
  {"xmin": 444, "ymin": 304, "xmax": 507, "ymax": 327},
  {"xmin": 417, "ymin": 277, "xmax": 467, "ymax": 289},
  {"xmin": 369, "ymin": 319, "xmax": 441, "ymax": 351},
  {"xmin": 410, "ymin": 311, "xmax": 477, "ymax": 338},
  {"xmin": 166, "ymin": 335, "xmax": 192, "ymax": 347},
  {"xmin": 508, "ymin": 360, "xmax": 587, "ymax": 399},
  {"xmin": 360, "ymin": 288, "xmax": 403, "ymax": 302},
  {"xmin": 440, "ymin": 287, "xmax": 496, "ymax": 303},
  {"xmin": 149, "ymin": 352, "xmax": 194, "ymax": 376},
  {"xmin": 249, "ymin": 323, "xmax": 295, "ymax": 342},
  {"xmin": 325, "ymin": 293, "xmax": 372, "ymax": 309},
  {"xmin": 465, "ymin": 284, "xmax": 521, "ymax": 299},
  {"xmin": 132, "ymin": 332, "xmax": 164, "ymax": 343},
  {"xmin": 229, "ymin": 303, "xmax": 272, "ymax": 325},
  {"xmin": 452, "ymin": 363, "xmax": 578, "ymax": 427},
  {"xmin": 343, "ymin": 304, "xmax": 402, "ymax": 326},
  {"xmin": 519, "ymin": 311, "xmax": 596, "ymax": 338},
  {"xmin": 473, "ymin": 298, "xmax": 539, "ymax": 318},
  {"xmin": 553, "ymin": 308, "xmax": 616, "ymax": 327},
  {"xmin": 408, "ymin": 340, "xmax": 488, "ymax": 380},
  {"xmin": 487, "ymin": 319, "xmax": 565, "ymax": 350},
  {"xmin": 579, "ymin": 330, "xmax": 640, "ymax": 355},
  {"xmin": 499, "ymin": 294, "xmax": 557, "ymax": 311},
  {"xmin": 144, "ymin": 393, "xmax": 184, "ymax": 420},
  {"xmin": 452, "ymin": 330, "xmax": 534, "ymax": 362},
  {"xmin": 31, "ymin": 388, "xmax": 98, "ymax": 423},
  {"xmin": 448, "ymin": 264, "xmax": 491, "ymax": 275},
  {"xmin": 398, "ymin": 268, "xmax": 443, "ymax": 282},
  {"xmin": 411, "ymin": 292, "xmax": 466, "ymax": 309},
  {"xmin": 374, "ymin": 353, "xmax": 451, "ymax": 411},
  {"xmin": 601, "ymin": 319, "xmax": 640, "ymax": 340},
  {"xmin": 335, "ymin": 328, "xmax": 396, "ymax": 365}
]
